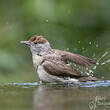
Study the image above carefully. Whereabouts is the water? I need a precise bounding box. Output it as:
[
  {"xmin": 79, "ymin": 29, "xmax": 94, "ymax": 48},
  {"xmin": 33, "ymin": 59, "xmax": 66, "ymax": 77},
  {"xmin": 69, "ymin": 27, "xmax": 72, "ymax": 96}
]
[
  {"xmin": 5, "ymin": 80, "xmax": 110, "ymax": 88},
  {"xmin": 0, "ymin": 81, "xmax": 110, "ymax": 110}
]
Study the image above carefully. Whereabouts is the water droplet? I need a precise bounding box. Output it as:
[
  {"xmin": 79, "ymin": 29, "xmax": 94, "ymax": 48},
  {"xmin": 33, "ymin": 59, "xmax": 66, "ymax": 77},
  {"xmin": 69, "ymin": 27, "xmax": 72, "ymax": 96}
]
[
  {"xmin": 89, "ymin": 70, "xmax": 93, "ymax": 73},
  {"xmin": 89, "ymin": 42, "xmax": 92, "ymax": 45},
  {"xmin": 93, "ymin": 66, "xmax": 96, "ymax": 70},
  {"xmin": 96, "ymin": 62, "xmax": 99, "ymax": 65},
  {"xmin": 82, "ymin": 47, "xmax": 85, "ymax": 50},
  {"xmin": 46, "ymin": 19, "xmax": 49, "ymax": 22},
  {"xmin": 96, "ymin": 44, "xmax": 99, "ymax": 48},
  {"xmin": 86, "ymin": 73, "xmax": 90, "ymax": 76},
  {"xmin": 78, "ymin": 41, "xmax": 80, "ymax": 43},
  {"xmin": 66, "ymin": 48, "xmax": 69, "ymax": 51}
]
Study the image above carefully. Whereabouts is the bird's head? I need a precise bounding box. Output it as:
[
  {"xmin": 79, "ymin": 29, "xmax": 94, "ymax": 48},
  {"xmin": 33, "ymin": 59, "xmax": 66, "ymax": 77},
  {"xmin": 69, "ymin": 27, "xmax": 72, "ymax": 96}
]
[{"xmin": 20, "ymin": 35, "xmax": 52, "ymax": 55}]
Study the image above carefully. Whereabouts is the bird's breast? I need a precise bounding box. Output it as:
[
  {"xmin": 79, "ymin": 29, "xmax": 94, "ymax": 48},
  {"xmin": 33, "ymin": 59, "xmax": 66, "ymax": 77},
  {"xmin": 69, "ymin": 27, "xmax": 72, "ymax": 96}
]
[{"xmin": 32, "ymin": 54, "xmax": 43, "ymax": 68}]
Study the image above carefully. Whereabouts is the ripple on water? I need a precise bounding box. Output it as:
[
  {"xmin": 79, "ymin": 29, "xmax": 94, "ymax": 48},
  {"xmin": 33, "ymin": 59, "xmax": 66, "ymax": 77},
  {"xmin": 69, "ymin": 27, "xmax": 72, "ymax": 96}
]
[
  {"xmin": 3, "ymin": 80, "xmax": 110, "ymax": 88},
  {"xmin": 80, "ymin": 80, "xmax": 110, "ymax": 87},
  {"xmin": 3, "ymin": 82, "xmax": 40, "ymax": 88}
]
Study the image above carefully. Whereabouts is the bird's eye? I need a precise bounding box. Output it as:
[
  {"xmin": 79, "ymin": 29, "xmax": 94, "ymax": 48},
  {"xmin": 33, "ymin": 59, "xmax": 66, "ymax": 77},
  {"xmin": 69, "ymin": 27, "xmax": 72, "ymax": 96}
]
[{"xmin": 33, "ymin": 41, "xmax": 38, "ymax": 44}]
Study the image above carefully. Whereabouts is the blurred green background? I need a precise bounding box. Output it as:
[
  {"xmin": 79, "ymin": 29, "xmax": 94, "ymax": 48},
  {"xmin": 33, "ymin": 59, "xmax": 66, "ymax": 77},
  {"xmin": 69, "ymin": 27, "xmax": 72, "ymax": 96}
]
[{"xmin": 0, "ymin": 0, "xmax": 110, "ymax": 83}]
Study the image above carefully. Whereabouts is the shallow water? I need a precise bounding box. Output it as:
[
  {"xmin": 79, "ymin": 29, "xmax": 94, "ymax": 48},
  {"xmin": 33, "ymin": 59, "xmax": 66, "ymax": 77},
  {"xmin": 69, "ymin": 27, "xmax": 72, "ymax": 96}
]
[{"xmin": 0, "ymin": 81, "xmax": 110, "ymax": 110}]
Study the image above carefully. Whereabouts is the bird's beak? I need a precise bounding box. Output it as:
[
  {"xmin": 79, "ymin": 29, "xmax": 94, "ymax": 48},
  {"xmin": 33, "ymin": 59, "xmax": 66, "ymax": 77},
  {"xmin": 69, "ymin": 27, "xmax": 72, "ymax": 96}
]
[{"xmin": 20, "ymin": 41, "xmax": 31, "ymax": 46}]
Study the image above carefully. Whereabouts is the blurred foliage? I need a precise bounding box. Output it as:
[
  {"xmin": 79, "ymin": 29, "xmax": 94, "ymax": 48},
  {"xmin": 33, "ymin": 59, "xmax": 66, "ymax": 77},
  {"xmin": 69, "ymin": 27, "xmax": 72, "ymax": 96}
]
[{"xmin": 0, "ymin": 0, "xmax": 110, "ymax": 83}]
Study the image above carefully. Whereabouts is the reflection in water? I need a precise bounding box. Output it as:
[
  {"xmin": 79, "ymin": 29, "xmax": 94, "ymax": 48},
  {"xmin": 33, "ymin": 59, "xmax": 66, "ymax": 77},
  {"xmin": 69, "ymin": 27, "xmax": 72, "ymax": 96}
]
[
  {"xmin": 33, "ymin": 85, "xmax": 110, "ymax": 110},
  {"xmin": 0, "ymin": 83, "xmax": 110, "ymax": 110},
  {"xmin": 0, "ymin": 86, "xmax": 34, "ymax": 110}
]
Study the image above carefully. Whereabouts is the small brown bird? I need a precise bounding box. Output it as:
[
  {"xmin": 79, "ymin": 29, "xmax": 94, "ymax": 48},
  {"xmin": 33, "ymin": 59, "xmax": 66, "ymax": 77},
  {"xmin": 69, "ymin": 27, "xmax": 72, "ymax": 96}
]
[{"xmin": 21, "ymin": 35, "xmax": 98, "ymax": 83}]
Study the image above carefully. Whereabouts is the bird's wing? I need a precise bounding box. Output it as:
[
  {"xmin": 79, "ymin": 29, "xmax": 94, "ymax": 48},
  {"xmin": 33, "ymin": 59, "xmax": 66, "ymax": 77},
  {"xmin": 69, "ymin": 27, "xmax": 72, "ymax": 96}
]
[
  {"xmin": 54, "ymin": 49, "xmax": 96, "ymax": 67},
  {"xmin": 42, "ymin": 60, "xmax": 81, "ymax": 78}
]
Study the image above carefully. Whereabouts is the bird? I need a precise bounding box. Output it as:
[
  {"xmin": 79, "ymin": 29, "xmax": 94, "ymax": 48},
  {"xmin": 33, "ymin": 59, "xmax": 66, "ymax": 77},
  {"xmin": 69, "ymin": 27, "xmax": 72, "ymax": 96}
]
[{"xmin": 20, "ymin": 35, "xmax": 99, "ymax": 84}]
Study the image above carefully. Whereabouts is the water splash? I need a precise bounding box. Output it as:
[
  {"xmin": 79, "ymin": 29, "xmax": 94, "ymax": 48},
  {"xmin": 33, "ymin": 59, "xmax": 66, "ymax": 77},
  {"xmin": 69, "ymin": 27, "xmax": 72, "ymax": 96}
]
[
  {"xmin": 88, "ymin": 70, "xmax": 94, "ymax": 74},
  {"xmin": 74, "ymin": 41, "xmax": 110, "ymax": 76},
  {"xmin": 92, "ymin": 66, "xmax": 96, "ymax": 70},
  {"xmin": 101, "ymin": 59, "xmax": 110, "ymax": 65},
  {"xmin": 91, "ymin": 51, "xmax": 109, "ymax": 71},
  {"xmin": 72, "ymin": 42, "xmax": 109, "ymax": 75},
  {"xmin": 97, "ymin": 51, "xmax": 108, "ymax": 63}
]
